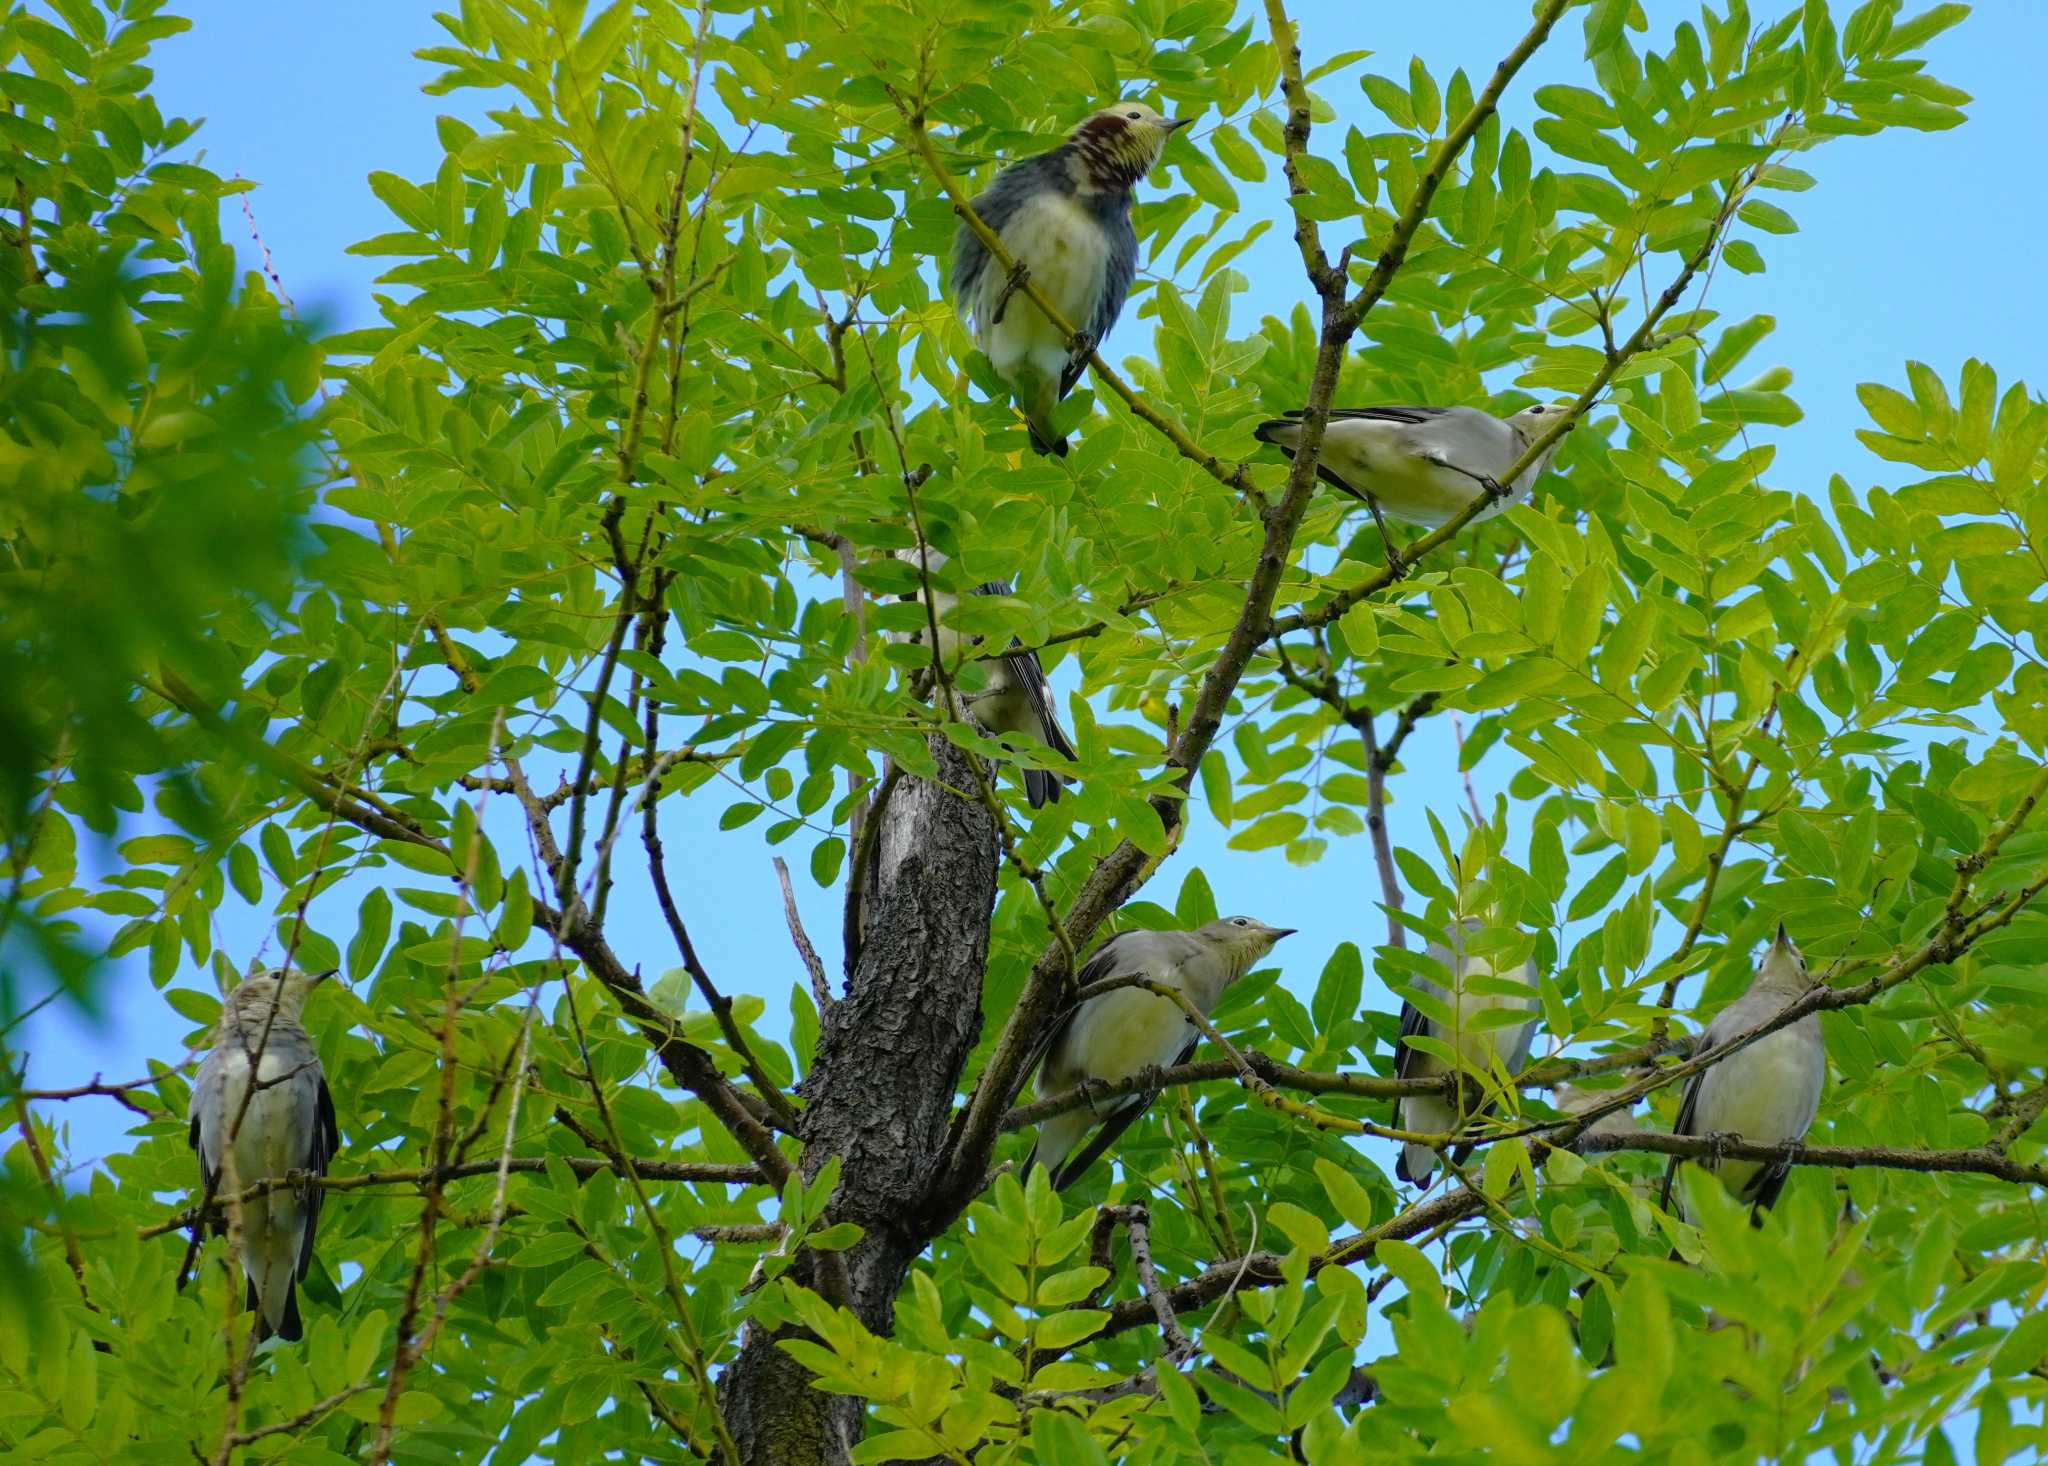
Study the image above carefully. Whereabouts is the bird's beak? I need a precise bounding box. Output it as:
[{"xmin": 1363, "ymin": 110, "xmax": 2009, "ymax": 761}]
[
  {"xmin": 1164, "ymin": 116, "xmax": 1194, "ymax": 132},
  {"xmin": 311, "ymin": 969, "xmax": 338, "ymax": 985},
  {"xmin": 1772, "ymin": 922, "xmax": 1790, "ymax": 949},
  {"xmin": 1270, "ymin": 927, "xmax": 1298, "ymax": 940}
]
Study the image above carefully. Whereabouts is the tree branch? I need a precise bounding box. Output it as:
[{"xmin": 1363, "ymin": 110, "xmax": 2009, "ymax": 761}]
[
  {"xmin": 1576, "ymin": 1129, "xmax": 2048, "ymax": 1185},
  {"xmin": 144, "ymin": 1155, "xmax": 763, "ymax": 1240}
]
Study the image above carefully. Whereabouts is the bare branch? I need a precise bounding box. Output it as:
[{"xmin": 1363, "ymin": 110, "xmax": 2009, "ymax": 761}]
[{"xmin": 774, "ymin": 856, "xmax": 834, "ymax": 1016}]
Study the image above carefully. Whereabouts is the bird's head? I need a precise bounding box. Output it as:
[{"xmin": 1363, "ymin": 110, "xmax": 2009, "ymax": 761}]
[
  {"xmin": 1754, "ymin": 922, "xmax": 1810, "ymax": 992},
  {"xmin": 1198, "ymin": 915, "xmax": 1296, "ymax": 974},
  {"xmin": 226, "ymin": 967, "xmax": 335, "ymax": 1026},
  {"xmin": 1069, "ymin": 100, "xmax": 1191, "ymax": 190},
  {"xmin": 1506, "ymin": 401, "xmax": 1573, "ymax": 479}
]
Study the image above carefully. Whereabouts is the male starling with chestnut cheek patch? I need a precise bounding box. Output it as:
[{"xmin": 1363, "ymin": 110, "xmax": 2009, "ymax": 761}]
[{"xmin": 951, "ymin": 101, "xmax": 1192, "ymax": 457}]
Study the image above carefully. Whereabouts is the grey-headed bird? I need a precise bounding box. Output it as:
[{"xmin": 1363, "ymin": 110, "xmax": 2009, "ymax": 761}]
[
  {"xmin": 1660, "ymin": 924, "xmax": 1825, "ymax": 1222},
  {"xmin": 952, "ymin": 101, "xmax": 1192, "ymax": 457},
  {"xmin": 189, "ymin": 968, "xmax": 339, "ymax": 1343},
  {"xmin": 1030, "ymin": 917, "xmax": 1294, "ymax": 1189},
  {"xmin": 893, "ymin": 545, "xmax": 1075, "ymax": 808},
  {"xmin": 1253, "ymin": 404, "xmax": 1567, "ymax": 550},
  {"xmin": 1391, "ymin": 918, "xmax": 1540, "ymax": 1187}
]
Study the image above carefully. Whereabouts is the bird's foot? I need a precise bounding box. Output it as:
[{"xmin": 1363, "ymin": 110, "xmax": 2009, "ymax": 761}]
[
  {"xmin": 1705, "ymin": 1130, "xmax": 1735, "ymax": 1165},
  {"xmin": 1070, "ymin": 330, "xmax": 1097, "ymax": 360},
  {"xmin": 1079, "ymin": 1077, "xmax": 1103, "ymax": 1116},
  {"xmin": 1479, "ymin": 474, "xmax": 1511, "ymax": 504},
  {"xmin": 992, "ymin": 260, "xmax": 1031, "ymax": 326},
  {"xmin": 1363, "ymin": 496, "xmax": 1407, "ymax": 580}
]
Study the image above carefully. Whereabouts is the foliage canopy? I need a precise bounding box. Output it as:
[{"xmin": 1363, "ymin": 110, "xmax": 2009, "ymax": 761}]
[{"xmin": 5, "ymin": 0, "xmax": 2048, "ymax": 1462}]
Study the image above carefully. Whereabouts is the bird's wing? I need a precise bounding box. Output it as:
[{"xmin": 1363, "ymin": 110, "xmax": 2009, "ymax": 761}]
[
  {"xmin": 1006, "ymin": 646, "xmax": 1074, "ymax": 761},
  {"xmin": 1060, "ymin": 207, "xmax": 1137, "ymax": 400},
  {"xmin": 189, "ymin": 1050, "xmax": 223, "ymax": 1191},
  {"xmin": 298, "ymin": 1068, "xmax": 339, "ymax": 1282},
  {"xmin": 1249, "ymin": 425, "xmax": 1373, "ymax": 502},
  {"xmin": 1299, "ymin": 406, "xmax": 1452, "ymax": 425},
  {"xmin": 1052, "ymin": 1032, "xmax": 1199, "ymax": 1190},
  {"xmin": 1391, "ymin": 994, "xmax": 1435, "ymax": 1081},
  {"xmin": 1029, "ymin": 933, "xmax": 1143, "ymax": 1090},
  {"xmin": 1659, "ymin": 1058, "xmax": 1710, "ymax": 1214},
  {"xmin": 1388, "ymin": 992, "xmax": 1437, "ymax": 1130}
]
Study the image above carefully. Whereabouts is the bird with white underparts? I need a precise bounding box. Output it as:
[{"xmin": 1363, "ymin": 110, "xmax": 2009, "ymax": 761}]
[
  {"xmin": 1253, "ymin": 402, "xmax": 1568, "ymax": 567},
  {"xmin": 1029, "ymin": 916, "xmax": 1294, "ymax": 1190},
  {"xmin": 1660, "ymin": 923, "xmax": 1826, "ymax": 1223},
  {"xmin": 1390, "ymin": 915, "xmax": 1540, "ymax": 1188},
  {"xmin": 891, "ymin": 545, "xmax": 1075, "ymax": 808},
  {"xmin": 951, "ymin": 101, "xmax": 1192, "ymax": 457},
  {"xmin": 189, "ymin": 967, "xmax": 339, "ymax": 1343}
]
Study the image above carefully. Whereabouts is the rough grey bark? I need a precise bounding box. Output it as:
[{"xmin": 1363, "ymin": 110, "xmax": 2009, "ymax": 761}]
[{"xmin": 723, "ymin": 734, "xmax": 999, "ymax": 1466}]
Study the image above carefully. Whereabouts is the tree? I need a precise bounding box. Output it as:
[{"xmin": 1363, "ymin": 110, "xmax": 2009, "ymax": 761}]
[{"xmin": 5, "ymin": 0, "xmax": 2046, "ymax": 1461}]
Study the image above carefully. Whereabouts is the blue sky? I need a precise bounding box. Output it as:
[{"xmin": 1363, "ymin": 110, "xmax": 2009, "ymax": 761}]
[{"xmin": 23, "ymin": 0, "xmax": 2048, "ymax": 1217}]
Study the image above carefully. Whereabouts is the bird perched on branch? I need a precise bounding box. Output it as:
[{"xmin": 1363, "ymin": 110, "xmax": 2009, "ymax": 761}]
[
  {"xmin": 1390, "ymin": 916, "xmax": 1540, "ymax": 1188},
  {"xmin": 1253, "ymin": 403, "xmax": 1568, "ymax": 561},
  {"xmin": 1661, "ymin": 924, "xmax": 1826, "ymax": 1222},
  {"xmin": 189, "ymin": 967, "xmax": 339, "ymax": 1343},
  {"xmin": 892, "ymin": 545, "xmax": 1075, "ymax": 808},
  {"xmin": 1030, "ymin": 917, "xmax": 1294, "ymax": 1189},
  {"xmin": 951, "ymin": 101, "xmax": 1192, "ymax": 457}
]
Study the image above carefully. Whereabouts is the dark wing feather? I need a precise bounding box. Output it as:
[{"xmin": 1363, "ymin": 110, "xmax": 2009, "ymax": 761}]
[
  {"xmin": 969, "ymin": 580, "xmax": 1075, "ymax": 762},
  {"xmin": 1745, "ymin": 1164, "xmax": 1792, "ymax": 1217},
  {"xmin": 298, "ymin": 1073, "xmax": 339, "ymax": 1282},
  {"xmin": 1388, "ymin": 999, "xmax": 1432, "ymax": 1129},
  {"xmin": 1250, "ymin": 433, "xmax": 1369, "ymax": 502},
  {"xmin": 1659, "ymin": 1069, "xmax": 1707, "ymax": 1214},
  {"xmin": 1024, "ymin": 934, "xmax": 1140, "ymax": 1091},
  {"xmin": 1008, "ymin": 648, "xmax": 1073, "ymax": 758},
  {"xmin": 1053, "ymin": 1033, "xmax": 1200, "ymax": 1190},
  {"xmin": 1287, "ymin": 406, "xmax": 1450, "ymax": 425}
]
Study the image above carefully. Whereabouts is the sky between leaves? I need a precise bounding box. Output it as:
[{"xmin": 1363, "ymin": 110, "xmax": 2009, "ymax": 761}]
[{"xmin": 20, "ymin": 0, "xmax": 2048, "ymax": 1210}]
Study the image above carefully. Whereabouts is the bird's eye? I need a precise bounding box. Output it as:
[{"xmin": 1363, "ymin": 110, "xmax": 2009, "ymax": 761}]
[
  {"xmin": 1126, "ymin": 111, "xmax": 1141, "ymax": 119},
  {"xmin": 1232, "ymin": 917, "xmax": 1248, "ymax": 927}
]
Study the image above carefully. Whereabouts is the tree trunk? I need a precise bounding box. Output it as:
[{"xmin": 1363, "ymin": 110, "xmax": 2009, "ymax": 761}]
[{"xmin": 723, "ymin": 735, "xmax": 998, "ymax": 1464}]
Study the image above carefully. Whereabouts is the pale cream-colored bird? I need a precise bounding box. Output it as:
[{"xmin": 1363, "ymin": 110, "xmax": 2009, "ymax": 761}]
[
  {"xmin": 1253, "ymin": 403, "xmax": 1567, "ymax": 546},
  {"xmin": 1030, "ymin": 917, "xmax": 1294, "ymax": 1189},
  {"xmin": 188, "ymin": 968, "xmax": 339, "ymax": 1342},
  {"xmin": 1661, "ymin": 924, "xmax": 1826, "ymax": 1221},
  {"xmin": 1391, "ymin": 916, "xmax": 1540, "ymax": 1187},
  {"xmin": 892, "ymin": 545, "xmax": 1075, "ymax": 808}
]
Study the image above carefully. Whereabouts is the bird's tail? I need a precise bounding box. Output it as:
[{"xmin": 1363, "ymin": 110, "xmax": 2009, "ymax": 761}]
[
  {"xmin": 1395, "ymin": 1142, "xmax": 1435, "ymax": 1188},
  {"xmin": 1026, "ymin": 418, "xmax": 1069, "ymax": 458},
  {"xmin": 1024, "ymin": 769, "xmax": 1062, "ymax": 809},
  {"xmin": 1252, "ymin": 418, "xmax": 1300, "ymax": 451},
  {"xmin": 243, "ymin": 1197, "xmax": 307, "ymax": 1343},
  {"xmin": 1028, "ymin": 1112, "xmax": 1087, "ymax": 1190},
  {"xmin": 247, "ymin": 1275, "xmax": 305, "ymax": 1343}
]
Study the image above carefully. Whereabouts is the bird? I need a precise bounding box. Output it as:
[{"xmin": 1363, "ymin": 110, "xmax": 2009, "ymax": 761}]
[
  {"xmin": 1660, "ymin": 923, "xmax": 1826, "ymax": 1223},
  {"xmin": 188, "ymin": 967, "xmax": 339, "ymax": 1343},
  {"xmin": 892, "ymin": 545, "xmax": 1076, "ymax": 808},
  {"xmin": 1553, "ymin": 1081, "xmax": 1642, "ymax": 1153},
  {"xmin": 1029, "ymin": 916, "xmax": 1295, "ymax": 1189},
  {"xmin": 951, "ymin": 100, "xmax": 1192, "ymax": 457},
  {"xmin": 1390, "ymin": 916, "xmax": 1540, "ymax": 1188},
  {"xmin": 1252, "ymin": 403, "xmax": 1567, "ymax": 558}
]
